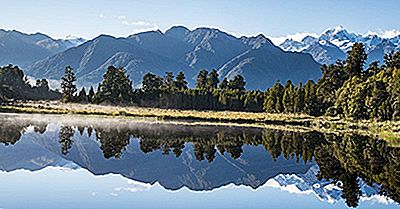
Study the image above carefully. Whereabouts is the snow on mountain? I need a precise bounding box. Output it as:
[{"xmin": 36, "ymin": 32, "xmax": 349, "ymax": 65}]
[
  {"xmin": 264, "ymin": 165, "xmax": 393, "ymax": 205},
  {"xmin": 279, "ymin": 26, "xmax": 400, "ymax": 65}
]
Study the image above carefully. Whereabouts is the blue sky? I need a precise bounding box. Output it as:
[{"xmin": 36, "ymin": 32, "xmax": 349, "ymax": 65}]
[{"xmin": 1, "ymin": 0, "xmax": 400, "ymax": 42}]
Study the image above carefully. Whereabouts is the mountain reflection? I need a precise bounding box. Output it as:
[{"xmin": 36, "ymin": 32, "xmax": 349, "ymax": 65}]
[{"xmin": 0, "ymin": 116, "xmax": 399, "ymax": 208}]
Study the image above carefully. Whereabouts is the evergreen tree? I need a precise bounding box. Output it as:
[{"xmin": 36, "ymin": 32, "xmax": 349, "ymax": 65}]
[
  {"xmin": 142, "ymin": 72, "xmax": 163, "ymax": 93},
  {"xmin": 264, "ymin": 81, "xmax": 284, "ymax": 113},
  {"xmin": 162, "ymin": 72, "xmax": 176, "ymax": 91},
  {"xmin": 77, "ymin": 87, "xmax": 88, "ymax": 103},
  {"xmin": 384, "ymin": 51, "xmax": 400, "ymax": 69},
  {"xmin": 283, "ymin": 80, "xmax": 295, "ymax": 113},
  {"xmin": 293, "ymin": 82, "xmax": 305, "ymax": 113},
  {"xmin": 94, "ymin": 66, "xmax": 134, "ymax": 104},
  {"xmin": 229, "ymin": 75, "xmax": 246, "ymax": 91},
  {"xmin": 392, "ymin": 68, "xmax": 400, "ymax": 119},
  {"xmin": 196, "ymin": 70, "xmax": 208, "ymax": 90},
  {"xmin": 304, "ymin": 80, "xmax": 320, "ymax": 116},
  {"xmin": 207, "ymin": 69, "xmax": 219, "ymax": 89},
  {"xmin": 88, "ymin": 86, "xmax": 95, "ymax": 103},
  {"xmin": 61, "ymin": 66, "xmax": 77, "ymax": 102},
  {"xmin": 219, "ymin": 78, "xmax": 229, "ymax": 90},
  {"xmin": 345, "ymin": 43, "xmax": 367, "ymax": 77},
  {"xmin": 175, "ymin": 72, "xmax": 188, "ymax": 90}
]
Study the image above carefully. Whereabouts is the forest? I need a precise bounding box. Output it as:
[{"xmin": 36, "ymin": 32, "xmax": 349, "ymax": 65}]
[{"xmin": 1, "ymin": 42, "xmax": 400, "ymax": 121}]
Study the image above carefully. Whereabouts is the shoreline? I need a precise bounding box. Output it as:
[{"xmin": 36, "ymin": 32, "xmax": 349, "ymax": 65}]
[{"xmin": 0, "ymin": 101, "xmax": 399, "ymax": 145}]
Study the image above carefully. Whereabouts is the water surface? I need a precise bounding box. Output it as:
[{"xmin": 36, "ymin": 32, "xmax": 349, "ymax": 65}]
[{"xmin": 0, "ymin": 113, "xmax": 398, "ymax": 209}]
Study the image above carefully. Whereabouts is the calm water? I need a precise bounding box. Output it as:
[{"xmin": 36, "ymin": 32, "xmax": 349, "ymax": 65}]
[{"xmin": 0, "ymin": 113, "xmax": 398, "ymax": 209}]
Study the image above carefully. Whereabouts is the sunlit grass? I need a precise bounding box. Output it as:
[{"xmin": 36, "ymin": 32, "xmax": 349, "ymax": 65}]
[{"xmin": 1, "ymin": 101, "xmax": 399, "ymax": 145}]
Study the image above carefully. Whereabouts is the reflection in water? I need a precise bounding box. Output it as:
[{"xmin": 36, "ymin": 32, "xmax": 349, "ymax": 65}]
[{"xmin": 0, "ymin": 114, "xmax": 399, "ymax": 208}]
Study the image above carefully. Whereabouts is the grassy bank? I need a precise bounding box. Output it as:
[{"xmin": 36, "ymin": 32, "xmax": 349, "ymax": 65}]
[{"xmin": 1, "ymin": 101, "xmax": 399, "ymax": 145}]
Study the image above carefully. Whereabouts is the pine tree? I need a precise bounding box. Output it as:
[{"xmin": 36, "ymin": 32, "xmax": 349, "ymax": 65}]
[
  {"xmin": 219, "ymin": 78, "xmax": 229, "ymax": 90},
  {"xmin": 162, "ymin": 72, "xmax": 176, "ymax": 91},
  {"xmin": 384, "ymin": 51, "xmax": 400, "ymax": 69},
  {"xmin": 293, "ymin": 82, "xmax": 305, "ymax": 113},
  {"xmin": 142, "ymin": 72, "xmax": 163, "ymax": 93},
  {"xmin": 94, "ymin": 66, "xmax": 134, "ymax": 104},
  {"xmin": 207, "ymin": 69, "xmax": 219, "ymax": 89},
  {"xmin": 391, "ymin": 68, "xmax": 400, "ymax": 119},
  {"xmin": 77, "ymin": 87, "xmax": 88, "ymax": 103},
  {"xmin": 88, "ymin": 86, "xmax": 95, "ymax": 103},
  {"xmin": 196, "ymin": 70, "xmax": 208, "ymax": 90},
  {"xmin": 175, "ymin": 72, "xmax": 188, "ymax": 90},
  {"xmin": 229, "ymin": 75, "xmax": 246, "ymax": 91},
  {"xmin": 264, "ymin": 81, "xmax": 284, "ymax": 113},
  {"xmin": 304, "ymin": 80, "xmax": 320, "ymax": 116},
  {"xmin": 345, "ymin": 43, "xmax": 367, "ymax": 77},
  {"xmin": 283, "ymin": 80, "xmax": 295, "ymax": 113},
  {"xmin": 61, "ymin": 66, "xmax": 77, "ymax": 102}
]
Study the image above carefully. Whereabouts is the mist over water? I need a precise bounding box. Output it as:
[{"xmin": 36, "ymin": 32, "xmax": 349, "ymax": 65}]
[{"xmin": 0, "ymin": 113, "xmax": 398, "ymax": 209}]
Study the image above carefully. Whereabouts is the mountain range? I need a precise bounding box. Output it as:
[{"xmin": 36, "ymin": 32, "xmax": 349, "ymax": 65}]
[
  {"xmin": 0, "ymin": 29, "xmax": 85, "ymax": 67},
  {"xmin": 24, "ymin": 26, "xmax": 321, "ymax": 90},
  {"xmin": 1, "ymin": 25, "xmax": 399, "ymax": 90},
  {"xmin": 0, "ymin": 130, "xmax": 388, "ymax": 205},
  {"xmin": 280, "ymin": 25, "xmax": 400, "ymax": 65}
]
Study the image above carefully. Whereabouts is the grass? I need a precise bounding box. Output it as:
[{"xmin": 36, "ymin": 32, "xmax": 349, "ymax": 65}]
[{"xmin": 1, "ymin": 100, "xmax": 399, "ymax": 144}]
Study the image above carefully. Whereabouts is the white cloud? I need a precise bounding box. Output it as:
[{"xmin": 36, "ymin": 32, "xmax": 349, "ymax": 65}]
[
  {"xmin": 117, "ymin": 15, "xmax": 126, "ymax": 20},
  {"xmin": 365, "ymin": 29, "xmax": 400, "ymax": 38},
  {"xmin": 269, "ymin": 32, "xmax": 318, "ymax": 45},
  {"xmin": 119, "ymin": 18, "xmax": 159, "ymax": 34},
  {"xmin": 99, "ymin": 14, "xmax": 105, "ymax": 18}
]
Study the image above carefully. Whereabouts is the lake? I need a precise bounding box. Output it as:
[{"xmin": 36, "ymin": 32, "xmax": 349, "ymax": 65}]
[{"xmin": 0, "ymin": 113, "xmax": 398, "ymax": 209}]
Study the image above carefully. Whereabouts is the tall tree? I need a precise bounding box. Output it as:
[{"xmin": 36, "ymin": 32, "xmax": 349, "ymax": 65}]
[
  {"xmin": 61, "ymin": 66, "xmax": 77, "ymax": 102},
  {"xmin": 229, "ymin": 75, "xmax": 246, "ymax": 91},
  {"xmin": 196, "ymin": 70, "xmax": 208, "ymax": 90},
  {"xmin": 283, "ymin": 80, "xmax": 295, "ymax": 113},
  {"xmin": 175, "ymin": 72, "xmax": 188, "ymax": 90},
  {"xmin": 142, "ymin": 72, "xmax": 163, "ymax": 93},
  {"xmin": 77, "ymin": 87, "xmax": 88, "ymax": 103},
  {"xmin": 304, "ymin": 80, "xmax": 320, "ymax": 116},
  {"xmin": 94, "ymin": 66, "xmax": 134, "ymax": 104},
  {"xmin": 384, "ymin": 51, "xmax": 400, "ymax": 69},
  {"xmin": 345, "ymin": 43, "xmax": 367, "ymax": 77},
  {"xmin": 88, "ymin": 86, "xmax": 95, "ymax": 103},
  {"xmin": 207, "ymin": 69, "xmax": 219, "ymax": 89},
  {"xmin": 162, "ymin": 72, "xmax": 176, "ymax": 91},
  {"xmin": 293, "ymin": 82, "xmax": 305, "ymax": 113},
  {"xmin": 219, "ymin": 78, "xmax": 229, "ymax": 90}
]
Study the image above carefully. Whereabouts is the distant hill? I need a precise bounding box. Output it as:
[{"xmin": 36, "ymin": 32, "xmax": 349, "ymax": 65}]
[
  {"xmin": 26, "ymin": 26, "xmax": 321, "ymax": 90},
  {"xmin": 0, "ymin": 29, "xmax": 85, "ymax": 67}
]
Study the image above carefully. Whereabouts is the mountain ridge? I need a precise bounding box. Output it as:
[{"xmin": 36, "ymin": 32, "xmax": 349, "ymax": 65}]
[
  {"xmin": 279, "ymin": 25, "xmax": 400, "ymax": 65},
  {"xmin": 25, "ymin": 26, "xmax": 321, "ymax": 90}
]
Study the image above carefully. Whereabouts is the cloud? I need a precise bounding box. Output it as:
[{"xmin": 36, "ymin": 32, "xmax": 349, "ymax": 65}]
[
  {"xmin": 269, "ymin": 32, "xmax": 318, "ymax": 45},
  {"xmin": 365, "ymin": 29, "xmax": 400, "ymax": 38},
  {"xmin": 99, "ymin": 14, "xmax": 105, "ymax": 18},
  {"xmin": 119, "ymin": 18, "xmax": 159, "ymax": 34}
]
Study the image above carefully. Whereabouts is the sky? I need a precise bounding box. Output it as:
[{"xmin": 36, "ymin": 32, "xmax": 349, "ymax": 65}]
[{"xmin": 1, "ymin": 0, "xmax": 400, "ymax": 43}]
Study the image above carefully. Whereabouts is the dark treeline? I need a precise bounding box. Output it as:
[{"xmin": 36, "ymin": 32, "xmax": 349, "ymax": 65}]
[
  {"xmin": 61, "ymin": 43, "xmax": 400, "ymax": 120},
  {"xmin": 0, "ymin": 121, "xmax": 399, "ymax": 208},
  {"xmin": 0, "ymin": 65, "xmax": 60, "ymax": 101},
  {"xmin": 1, "ymin": 43, "xmax": 400, "ymax": 120},
  {"xmin": 62, "ymin": 66, "xmax": 263, "ymax": 112}
]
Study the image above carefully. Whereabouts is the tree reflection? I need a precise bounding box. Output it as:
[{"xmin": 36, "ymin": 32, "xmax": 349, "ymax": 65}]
[
  {"xmin": 59, "ymin": 126, "xmax": 74, "ymax": 155},
  {"xmin": 95, "ymin": 127, "xmax": 130, "ymax": 159},
  {"xmin": 0, "ymin": 118, "xmax": 398, "ymax": 208}
]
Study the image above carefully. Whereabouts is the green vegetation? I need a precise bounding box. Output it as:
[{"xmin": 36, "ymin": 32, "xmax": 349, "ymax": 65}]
[
  {"xmin": 0, "ymin": 43, "xmax": 399, "ymax": 124},
  {"xmin": 53, "ymin": 43, "xmax": 399, "ymax": 121},
  {"xmin": 0, "ymin": 64, "xmax": 60, "ymax": 101}
]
